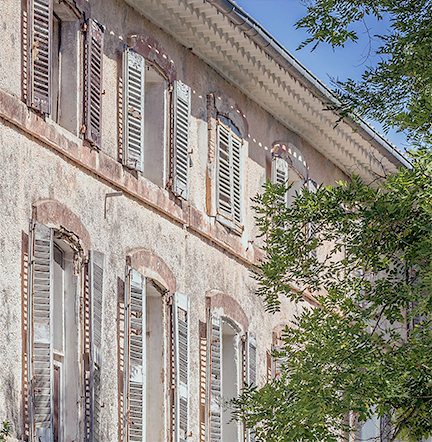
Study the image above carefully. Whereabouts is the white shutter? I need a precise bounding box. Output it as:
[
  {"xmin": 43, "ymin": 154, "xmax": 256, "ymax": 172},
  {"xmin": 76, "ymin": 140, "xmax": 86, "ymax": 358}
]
[
  {"xmin": 208, "ymin": 312, "xmax": 222, "ymax": 442},
  {"xmin": 28, "ymin": 0, "xmax": 52, "ymax": 114},
  {"xmin": 89, "ymin": 251, "xmax": 104, "ymax": 442},
  {"xmin": 272, "ymin": 156, "xmax": 289, "ymax": 206},
  {"xmin": 173, "ymin": 293, "xmax": 190, "ymax": 442},
  {"xmin": 306, "ymin": 179, "xmax": 318, "ymax": 260},
  {"xmin": 29, "ymin": 221, "xmax": 54, "ymax": 442},
  {"xmin": 217, "ymin": 122, "xmax": 232, "ymax": 218},
  {"xmin": 246, "ymin": 333, "xmax": 257, "ymax": 442},
  {"xmin": 172, "ymin": 81, "xmax": 191, "ymax": 199},
  {"xmin": 123, "ymin": 47, "xmax": 145, "ymax": 171},
  {"xmin": 232, "ymin": 134, "xmax": 242, "ymax": 226},
  {"xmin": 124, "ymin": 268, "xmax": 146, "ymax": 442},
  {"xmin": 245, "ymin": 332, "xmax": 257, "ymax": 386}
]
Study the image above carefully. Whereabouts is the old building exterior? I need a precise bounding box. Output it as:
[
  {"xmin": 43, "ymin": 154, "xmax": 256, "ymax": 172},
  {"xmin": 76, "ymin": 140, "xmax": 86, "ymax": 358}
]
[{"xmin": 0, "ymin": 0, "xmax": 409, "ymax": 441}]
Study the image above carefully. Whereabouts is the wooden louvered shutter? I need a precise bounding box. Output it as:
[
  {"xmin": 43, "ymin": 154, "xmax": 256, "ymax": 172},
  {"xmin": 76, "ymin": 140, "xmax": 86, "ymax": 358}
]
[
  {"xmin": 172, "ymin": 81, "xmax": 191, "ymax": 199},
  {"xmin": 208, "ymin": 312, "xmax": 222, "ymax": 442},
  {"xmin": 123, "ymin": 48, "xmax": 145, "ymax": 171},
  {"xmin": 89, "ymin": 251, "xmax": 104, "ymax": 442},
  {"xmin": 306, "ymin": 179, "xmax": 318, "ymax": 260},
  {"xmin": 124, "ymin": 268, "xmax": 146, "ymax": 442},
  {"xmin": 232, "ymin": 134, "xmax": 242, "ymax": 226},
  {"xmin": 28, "ymin": 0, "xmax": 53, "ymax": 114},
  {"xmin": 29, "ymin": 221, "xmax": 54, "ymax": 442},
  {"xmin": 245, "ymin": 332, "xmax": 257, "ymax": 386},
  {"xmin": 84, "ymin": 19, "xmax": 104, "ymax": 149},
  {"xmin": 173, "ymin": 293, "xmax": 190, "ymax": 442},
  {"xmin": 272, "ymin": 156, "xmax": 288, "ymax": 206},
  {"xmin": 217, "ymin": 122, "xmax": 232, "ymax": 220},
  {"xmin": 245, "ymin": 333, "xmax": 257, "ymax": 442}
]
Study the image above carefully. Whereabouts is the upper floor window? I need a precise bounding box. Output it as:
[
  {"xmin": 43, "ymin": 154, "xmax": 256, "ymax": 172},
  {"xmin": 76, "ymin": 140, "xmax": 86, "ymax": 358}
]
[
  {"xmin": 271, "ymin": 155, "xmax": 303, "ymax": 208},
  {"xmin": 123, "ymin": 47, "xmax": 191, "ymax": 196},
  {"xmin": 216, "ymin": 116, "xmax": 243, "ymax": 234},
  {"xmin": 26, "ymin": 0, "xmax": 104, "ymax": 146}
]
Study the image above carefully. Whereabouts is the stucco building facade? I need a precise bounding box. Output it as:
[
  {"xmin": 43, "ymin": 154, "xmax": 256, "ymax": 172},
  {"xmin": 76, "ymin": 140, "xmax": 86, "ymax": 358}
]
[{"xmin": 0, "ymin": 0, "xmax": 409, "ymax": 441}]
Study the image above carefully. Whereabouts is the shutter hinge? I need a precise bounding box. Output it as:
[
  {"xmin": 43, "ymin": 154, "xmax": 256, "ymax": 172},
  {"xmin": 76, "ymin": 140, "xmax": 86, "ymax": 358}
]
[{"xmin": 167, "ymin": 296, "xmax": 173, "ymax": 306}]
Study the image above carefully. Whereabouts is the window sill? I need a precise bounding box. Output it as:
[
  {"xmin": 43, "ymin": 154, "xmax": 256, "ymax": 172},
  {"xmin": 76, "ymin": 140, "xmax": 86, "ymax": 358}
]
[{"xmin": 216, "ymin": 212, "xmax": 244, "ymax": 236}]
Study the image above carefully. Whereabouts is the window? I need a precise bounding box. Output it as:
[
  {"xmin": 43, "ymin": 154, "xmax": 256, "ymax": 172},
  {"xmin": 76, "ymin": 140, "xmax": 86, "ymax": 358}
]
[
  {"xmin": 271, "ymin": 155, "xmax": 303, "ymax": 208},
  {"xmin": 207, "ymin": 313, "xmax": 257, "ymax": 442},
  {"xmin": 122, "ymin": 268, "xmax": 190, "ymax": 442},
  {"xmin": 26, "ymin": 0, "xmax": 104, "ymax": 145},
  {"xmin": 123, "ymin": 47, "xmax": 191, "ymax": 194},
  {"xmin": 28, "ymin": 222, "xmax": 104, "ymax": 442},
  {"xmin": 216, "ymin": 116, "xmax": 243, "ymax": 233}
]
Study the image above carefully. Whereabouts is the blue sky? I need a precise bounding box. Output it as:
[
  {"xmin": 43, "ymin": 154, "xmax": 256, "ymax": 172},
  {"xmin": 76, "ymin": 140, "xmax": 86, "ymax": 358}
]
[{"xmin": 234, "ymin": 0, "xmax": 409, "ymax": 151}]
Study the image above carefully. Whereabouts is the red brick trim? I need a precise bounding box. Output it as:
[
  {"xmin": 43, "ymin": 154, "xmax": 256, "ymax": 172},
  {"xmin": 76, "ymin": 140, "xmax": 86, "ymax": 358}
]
[
  {"xmin": 127, "ymin": 35, "xmax": 177, "ymax": 83},
  {"xmin": 127, "ymin": 249, "xmax": 176, "ymax": 293},
  {"xmin": 32, "ymin": 200, "xmax": 91, "ymax": 252},
  {"xmin": 206, "ymin": 290, "xmax": 249, "ymax": 331},
  {"xmin": 213, "ymin": 92, "xmax": 248, "ymax": 139}
]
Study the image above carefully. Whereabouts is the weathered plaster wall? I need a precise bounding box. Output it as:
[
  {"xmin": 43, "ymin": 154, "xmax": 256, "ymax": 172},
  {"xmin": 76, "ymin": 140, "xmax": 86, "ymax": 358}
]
[{"xmin": 0, "ymin": 0, "xmax": 350, "ymax": 440}]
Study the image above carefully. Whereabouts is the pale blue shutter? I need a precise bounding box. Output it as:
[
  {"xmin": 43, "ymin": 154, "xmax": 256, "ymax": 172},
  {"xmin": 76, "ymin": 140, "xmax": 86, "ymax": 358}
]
[
  {"xmin": 123, "ymin": 47, "xmax": 145, "ymax": 171},
  {"xmin": 172, "ymin": 81, "xmax": 191, "ymax": 199},
  {"xmin": 89, "ymin": 251, "xmax": 104, "ymax": 442},
  {"xmin": 124, "ymin": 268, "xmax": 146, "ymax": 442},
  {"xmin": 272, "ymin": 156, "xmax": 289, "ymax": 206},
  {"xmin": 28, "ymin": 0, "xmax": 52, "ymax": 114},
  {"xmin": 246, "ymin": 332, "xmax": 257, "ymax": 442},
  {"xmin": 232, "ymin": 134, "xmax": 242, "ymax": 226},
  {"xmin": 173, "ymin": 293, "xmax": 190, "ymax": 442},
  {"xmin": 29, "ymin": 221, "xmax": 54, "ymax": 442},
  {"xmin": 246, "ymin": 332, "xmax": 257, "ymax": 386},
  {"xmin": 208, "ymin": 312, "xmax": 222, "ymax": 442},
  {"xmin": 217, "ymin": 122, "xmax": 232, "ymax": 219}
]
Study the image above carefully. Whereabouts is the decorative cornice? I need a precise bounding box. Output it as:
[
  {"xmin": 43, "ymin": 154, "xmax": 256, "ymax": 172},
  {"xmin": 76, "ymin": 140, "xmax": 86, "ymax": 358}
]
[{"xmin": 125, "ymin": 0, "xmax": 409, "ymax": 183}]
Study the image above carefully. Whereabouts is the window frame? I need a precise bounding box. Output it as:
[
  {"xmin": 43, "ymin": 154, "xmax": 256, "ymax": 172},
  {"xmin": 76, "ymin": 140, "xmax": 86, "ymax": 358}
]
[{"xmin": 216, "ymin": 117, "xmax": 244, "ymax": 235}]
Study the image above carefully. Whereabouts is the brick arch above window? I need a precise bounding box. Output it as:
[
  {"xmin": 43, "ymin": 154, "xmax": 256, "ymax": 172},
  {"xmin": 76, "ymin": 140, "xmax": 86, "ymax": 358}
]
[
  {"xmin": 126, "ymin": 249, "xmax": 176, "ymax": 294},
  {"xmin": 127, "ymin": 35, "xmax": 177, "ymax": 82},
  {"xmin": 272, "ymin": 141, "xmax": 307, "ymax": 179},
  {"xmin": 212, "ymin": 92, "xmax": 248, "ymax": 139},
  {"xmin": 205, "ymin": 290, "xmax": 249, "ymax": 332},
  {"xmin": 32, "ymin": 200, "xmax": 91, "ymax": 253}
]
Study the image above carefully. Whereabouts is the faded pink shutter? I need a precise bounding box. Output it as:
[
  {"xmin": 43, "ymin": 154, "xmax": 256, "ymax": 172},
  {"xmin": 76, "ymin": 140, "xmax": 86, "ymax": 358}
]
[
  {"xmin": 84, "ymin": 19, "xmax": 104, "ymax": 148},
  {"xmin": 28, "ymin": 0, "xmax": 52, "ymax": 114}
]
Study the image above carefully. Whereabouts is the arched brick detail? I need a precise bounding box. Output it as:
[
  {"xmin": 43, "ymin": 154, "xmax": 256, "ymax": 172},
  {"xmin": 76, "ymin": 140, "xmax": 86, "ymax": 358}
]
[
  {"xmin": 126, "ymin": 249, "xmax": 176, "ymax": 293},
  {"xmin": 127, "ymin": 35, "xmax": 177, "ymax": 82},
  {"xmin": 213, "ymin": 92, "xmax": 248, "ymax": 139},
  {"xmin": 32, "ymin": 200, "xmax": 91, "ymax": 252},
  {"xmin": 271, "ymin": 141, "xmax": 307, "ymax": 179},
  {"xmin": 206, "ymin": 290, "xmax": 249, "ymax": 331}
]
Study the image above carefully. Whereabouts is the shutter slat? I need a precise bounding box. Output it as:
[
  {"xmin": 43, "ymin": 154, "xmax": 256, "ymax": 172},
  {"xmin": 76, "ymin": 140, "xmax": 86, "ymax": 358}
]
[
  {"xmin": 173, "ymin": 293, "xmax": 190, "ymax": 442},
  {"xmin": 209, "ymin": 313, "xmax": 222, "ymax": 442},
  {"xmin": 89, "ymin": 251, "xmax": 105, "ymax": 442},
  {"xmin": 123, "ymin": 48, "xmax": 145, "ymax": 172},
  {"xmin": 84, "ymin": 20, "xmax": 104, "ymax": 148},
  {"xmin": 172, "ymin": 81, "xmax": 191, "ymax": 199},
  {"xmin": 217, "ymin": 122, "xmax": 242, "ymax": 228},
  {"xmin": 28, "ymin": 0, "xmax": 52, "ymax": 113},
  {"xmin": 124, "ymin": 268, "xmax": 146, "ymax": 442},
  {"xmin": 29, "ymin": 222, "xmax": 54, "ymax": 441},
  {"xmin": 273, "ymin": 156, "xmax": 289, "ymax": 206}
]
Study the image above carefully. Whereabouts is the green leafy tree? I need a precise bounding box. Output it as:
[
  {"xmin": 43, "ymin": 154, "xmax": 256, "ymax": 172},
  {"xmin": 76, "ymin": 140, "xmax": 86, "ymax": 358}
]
[
  {"xmin": 0, "ymin": 421, "xmax": 11, "ymax": 442},
  {"xmin": 232, "ymin": 150, "xmax": 432, "ymax": 442},
  {"xmin": 296, "ymin": 0, "xmax": 432, "ymax": 146},
  {"xmin": 233, "ymin": 2, "xmax": 432, "ymax": 441}
]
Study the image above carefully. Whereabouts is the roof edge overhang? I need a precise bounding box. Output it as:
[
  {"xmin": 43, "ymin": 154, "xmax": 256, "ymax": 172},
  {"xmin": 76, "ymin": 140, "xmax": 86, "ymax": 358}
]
[{"xmin": 123, "ymin": 0, "xmax": 411, "ymax": 182}]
